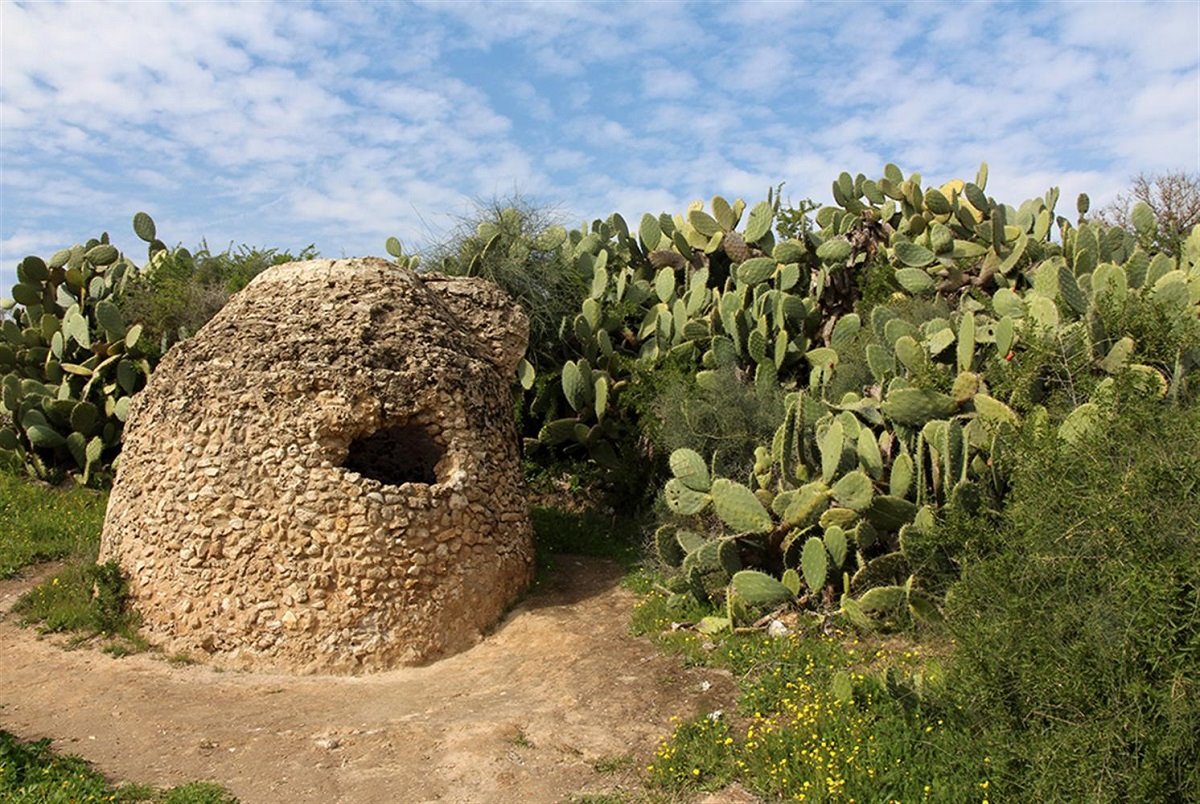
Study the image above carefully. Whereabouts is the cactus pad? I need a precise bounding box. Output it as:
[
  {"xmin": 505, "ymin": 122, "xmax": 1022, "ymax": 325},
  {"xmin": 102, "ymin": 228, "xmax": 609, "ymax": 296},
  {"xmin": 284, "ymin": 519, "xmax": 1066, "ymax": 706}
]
[
  {"xmin": 669, "ymin": 447, "xmax": 711, "ymax": 492},
  {"xmin": 710, "ymin": 478, "xmax": 772, "ymax": 533},
  {"xmin": 864, "ymin": 494, "xmax": 918, "ymax": 531},
  {"xmin": 730, "ymin": 570, "xmax": 794, "ymax": 607},
  {"xmin": 801, "ymin": 536, "xmax": 828, "ymax": 593},
  {"xmin": 665, "ymin": 478, "xmax": 711, "ymax": 516},
  {"xmin": 881, "ymin": 388, "xmax": 957, "ymax": 426},
  {"xmin": 832, "ymin": 469, "xmax": 875, "ymax": 511},
  {"xmin": 858, "ymin": 584, "xmax": 907, "ymax": 614}
]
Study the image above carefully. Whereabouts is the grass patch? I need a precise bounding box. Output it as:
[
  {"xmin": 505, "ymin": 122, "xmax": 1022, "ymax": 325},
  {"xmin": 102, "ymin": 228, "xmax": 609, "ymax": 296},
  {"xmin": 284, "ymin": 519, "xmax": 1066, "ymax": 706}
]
[
  {"xmin": 11, "ymin": 557, "xmax": 147, "ymax": 654},
  {"xmin": 635, "ymin": 612, "xmax": 990, "ymax": 802},
  {"xmin": 0, "ymin": 467, "xmax": 109, "ymax": 578},
  {"xmin": 0, "ymin": 730, "xmax": 237, "ymax": 802},
  {"xmin": 591, "ymin": 755, "xmax": 635, "ymax": 774},
  {"xmin": 163, "ymin": 652, "xmax": 200, "ymax": 667},
  {"xmin": 0, "ymin": 464, "xmax": 144, "ymax": 653},
  {"xmin": 508, "ymin": 728, "xmax": 534, "ymax": 749}
]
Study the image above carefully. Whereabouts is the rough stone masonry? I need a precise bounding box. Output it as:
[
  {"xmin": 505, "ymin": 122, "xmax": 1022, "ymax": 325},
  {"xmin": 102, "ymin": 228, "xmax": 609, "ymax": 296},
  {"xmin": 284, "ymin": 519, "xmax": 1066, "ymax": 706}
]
[{"xmin": 99, "ymin": 258, "xmax": 534, "ymax": 673}]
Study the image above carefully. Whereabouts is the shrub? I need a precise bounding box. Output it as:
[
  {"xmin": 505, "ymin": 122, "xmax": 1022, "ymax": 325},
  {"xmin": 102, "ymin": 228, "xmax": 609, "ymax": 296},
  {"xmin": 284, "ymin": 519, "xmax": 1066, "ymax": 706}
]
[
  {"xmin": 424, "ymin": 195, "xmax": 584, "ymax": 371},
  {"xmin": 943, "ymin": 392, "xmax": 1200, "ymax": 801},
  {"xmin": 647, "ymin": 363, "xmax": 785, "ymax": 486}
]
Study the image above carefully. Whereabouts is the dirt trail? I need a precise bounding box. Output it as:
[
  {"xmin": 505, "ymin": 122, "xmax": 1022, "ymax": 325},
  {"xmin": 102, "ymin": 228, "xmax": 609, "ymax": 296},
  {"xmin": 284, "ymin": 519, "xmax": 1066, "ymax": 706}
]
[{"xmin": 0, "ymin": 557, "xmax": 739, "ymax": 804}]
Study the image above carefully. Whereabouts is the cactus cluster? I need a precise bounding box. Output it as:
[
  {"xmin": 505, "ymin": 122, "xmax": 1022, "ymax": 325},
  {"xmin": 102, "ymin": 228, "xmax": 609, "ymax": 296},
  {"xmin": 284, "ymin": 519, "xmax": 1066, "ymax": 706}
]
[
  {"xmin": 641, "ymin": 165, "xmax": 1200, "ymax": 632},
  {"xmin": 0, "ymin": 215, "xmax": 161, "ymax": 482},
  {"xmin": 524, "ymin": 191, "xmax": 828, "ymax": 468}
]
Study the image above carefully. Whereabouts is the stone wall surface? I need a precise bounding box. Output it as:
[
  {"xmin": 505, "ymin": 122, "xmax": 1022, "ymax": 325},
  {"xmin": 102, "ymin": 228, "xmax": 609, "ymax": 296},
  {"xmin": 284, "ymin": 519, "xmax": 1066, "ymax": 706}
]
[{"xmin": 99, "ymin": 258, "xmax": 534, "ymax": 673}]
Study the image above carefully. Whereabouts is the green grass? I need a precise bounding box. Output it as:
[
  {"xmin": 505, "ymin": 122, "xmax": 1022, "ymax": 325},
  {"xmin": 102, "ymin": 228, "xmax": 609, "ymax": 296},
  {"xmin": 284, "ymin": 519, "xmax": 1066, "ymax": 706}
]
[
  {"xmin": 0, "ymin": 460, "xmax": 143, "ymax": 650},
  {"xmin": 0, "ymin": 464, "xmax": 109, "ymax": 578},
  {"xmin": 632, "ymin": 588, "xmax": 991, "ymax": 802},
  {"xmin": 10, "ymin": 559, "xmax": 146, "ymax": 652},
  {"xmin": 0, "ymin": 730, "xmax": 238, "ymax": 802}
]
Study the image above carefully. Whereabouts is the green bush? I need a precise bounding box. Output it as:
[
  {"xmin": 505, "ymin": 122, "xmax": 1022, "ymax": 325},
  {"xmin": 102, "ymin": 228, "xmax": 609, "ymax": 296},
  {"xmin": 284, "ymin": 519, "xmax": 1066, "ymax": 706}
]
[
  {"xmin": 983, "ymin": 290, "xmax": 1200, "ymax": 419},
  {"xmin": 943, "ymin": 392, "xmax": 1200, "ymax": 801},
  {"xmin": 425, "ymin": 195, "xmax": 584, "ymax": 371},
  {"xmin": 1093, "ymin": 289, "xmax": 1200, "ymax": 392},
  {"xmin": 646, "ymin": 363, "xmax": 785, "ymax": 486}
]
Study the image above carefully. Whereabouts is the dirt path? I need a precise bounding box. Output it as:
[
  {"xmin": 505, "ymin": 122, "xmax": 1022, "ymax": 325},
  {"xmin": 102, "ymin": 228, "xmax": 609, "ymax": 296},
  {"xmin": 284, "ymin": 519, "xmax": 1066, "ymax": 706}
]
[{"xmin": 0, "ymin": 557, "xmax": 739, "ymax": 803}]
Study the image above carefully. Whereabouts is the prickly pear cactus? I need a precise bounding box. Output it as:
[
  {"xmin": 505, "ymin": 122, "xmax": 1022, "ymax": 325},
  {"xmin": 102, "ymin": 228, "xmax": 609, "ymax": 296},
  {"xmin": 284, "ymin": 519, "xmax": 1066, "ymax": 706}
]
[{"xmin": 0, "ymin": 214, "xmax": 159, "ymax": 483}]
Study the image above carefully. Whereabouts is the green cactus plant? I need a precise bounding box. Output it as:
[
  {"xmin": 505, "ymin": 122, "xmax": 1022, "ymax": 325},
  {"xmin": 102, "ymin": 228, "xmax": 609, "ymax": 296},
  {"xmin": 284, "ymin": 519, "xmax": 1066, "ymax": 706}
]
[
  {"xmin": 710, "ymin": 478, "xmax": 772, "ymax": 533},
  {"xmin": 546, "ymin": 170, "xmax": 1198, "ymax": 633},
  {"xmin": 0, "ymin": 215, "xmax": 163, "ymax": 484}
]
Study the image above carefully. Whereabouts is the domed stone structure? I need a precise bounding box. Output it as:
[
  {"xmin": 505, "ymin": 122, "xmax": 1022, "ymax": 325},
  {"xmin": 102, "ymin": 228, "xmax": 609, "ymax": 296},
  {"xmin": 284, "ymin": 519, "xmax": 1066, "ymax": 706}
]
[{"xmin": 99, "ymin": 258, "xmax": 534, "ymax": 673}]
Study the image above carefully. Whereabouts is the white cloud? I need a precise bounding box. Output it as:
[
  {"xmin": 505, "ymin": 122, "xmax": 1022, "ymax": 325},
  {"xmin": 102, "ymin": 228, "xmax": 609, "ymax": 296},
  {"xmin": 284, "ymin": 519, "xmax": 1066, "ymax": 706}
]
[
  {"xmin": 1062, "ymin": 0, "xmax": 1200, "ymax": 72},
  {"xmin": 509, "ymin": 80, "xmax": 555, "ymax": 122},
  {"xmin": 2, "ymin": 0, "xmax": 1197, "ymax": 287},
  {"xmin": 540, "ymin": 148, "xmax": 590, "ymax": 174},
  {"xmin": 591, "ymin": 185, "xmax": 691, "ymax": 230},
  {"xmin": 641, "ymin": 67, "xmax": 699, "ymax": 100},
  {"xmin": 717, "ymin": 0, "xmax": 805, "ymax": 29},
  {"xmin": 716, "ymin": 45, "xmax": 795, "ymax": 95},
  {"xmin": 1, "ymin": 228, "xmax": 74, "ymax": 264}
]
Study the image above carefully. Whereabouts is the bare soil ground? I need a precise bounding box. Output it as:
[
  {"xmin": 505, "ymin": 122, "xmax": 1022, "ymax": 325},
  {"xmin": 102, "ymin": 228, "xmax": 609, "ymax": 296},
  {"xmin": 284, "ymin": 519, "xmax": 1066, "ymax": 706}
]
[{"xmin": 0, "ymin": 557, "xmax": 741, "ymax": 804}]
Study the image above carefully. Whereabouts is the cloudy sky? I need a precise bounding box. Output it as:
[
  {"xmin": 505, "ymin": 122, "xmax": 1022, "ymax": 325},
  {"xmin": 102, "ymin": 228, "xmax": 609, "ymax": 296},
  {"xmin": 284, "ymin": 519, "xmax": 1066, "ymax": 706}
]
[{"xmin": 2, "ymin": 0, "xmax": 1198, "ymax": 290}]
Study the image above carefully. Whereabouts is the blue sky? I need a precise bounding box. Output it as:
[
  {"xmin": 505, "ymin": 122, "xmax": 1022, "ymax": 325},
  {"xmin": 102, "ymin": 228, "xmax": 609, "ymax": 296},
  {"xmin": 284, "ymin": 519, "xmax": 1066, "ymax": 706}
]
[{"xmin": 2, "ymin": 0, "xmax": 1198, "ymax": 291}]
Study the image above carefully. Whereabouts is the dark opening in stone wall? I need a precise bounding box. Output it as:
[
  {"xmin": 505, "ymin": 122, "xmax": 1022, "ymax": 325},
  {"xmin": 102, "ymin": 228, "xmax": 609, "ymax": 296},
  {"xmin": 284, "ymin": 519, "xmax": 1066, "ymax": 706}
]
[{"xmin": 343, "ymin": 424, "xmax": 444, "ymax": 486}]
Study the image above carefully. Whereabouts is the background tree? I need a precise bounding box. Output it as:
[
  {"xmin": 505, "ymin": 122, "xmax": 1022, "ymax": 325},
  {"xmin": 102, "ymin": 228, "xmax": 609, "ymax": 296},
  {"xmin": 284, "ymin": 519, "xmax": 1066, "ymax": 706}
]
[{"xmin": 1099, "ymin": 170, "xmax": 1200, "ymax": 256}]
